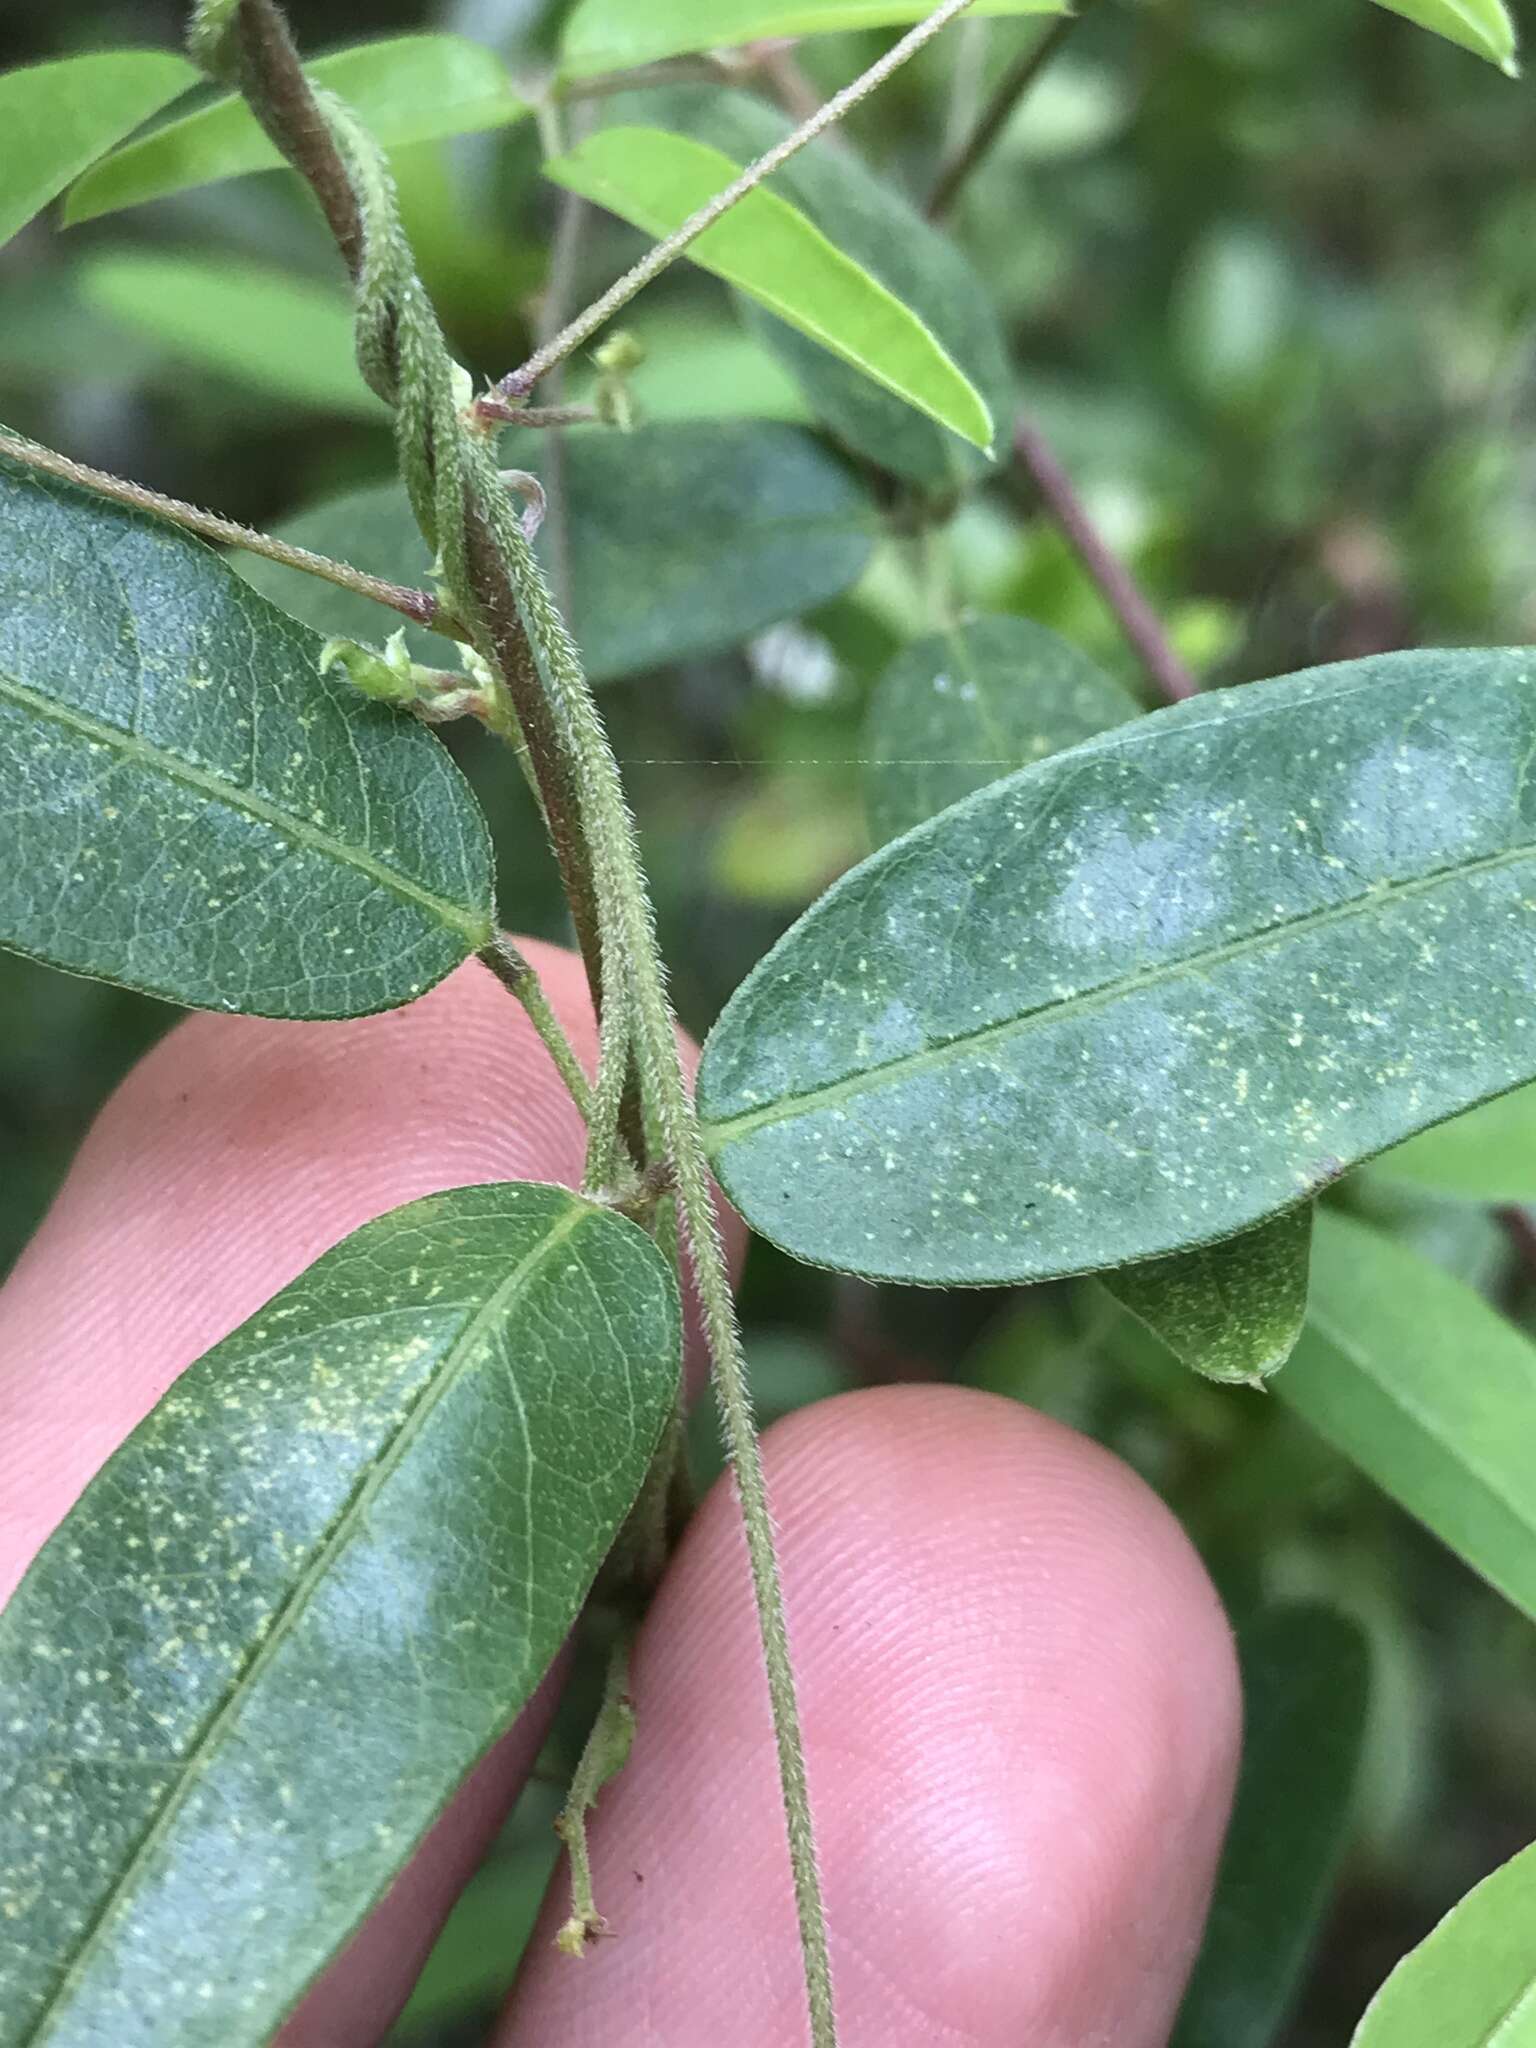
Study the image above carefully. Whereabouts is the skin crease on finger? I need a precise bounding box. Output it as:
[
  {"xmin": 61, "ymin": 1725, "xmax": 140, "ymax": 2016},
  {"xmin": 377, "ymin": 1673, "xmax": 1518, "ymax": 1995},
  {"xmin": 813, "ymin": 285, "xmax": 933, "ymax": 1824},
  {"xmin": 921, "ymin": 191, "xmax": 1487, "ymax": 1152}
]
[{"xmin": 0, "ymin": 944, "xmax": 1241, "ymax": 2048}]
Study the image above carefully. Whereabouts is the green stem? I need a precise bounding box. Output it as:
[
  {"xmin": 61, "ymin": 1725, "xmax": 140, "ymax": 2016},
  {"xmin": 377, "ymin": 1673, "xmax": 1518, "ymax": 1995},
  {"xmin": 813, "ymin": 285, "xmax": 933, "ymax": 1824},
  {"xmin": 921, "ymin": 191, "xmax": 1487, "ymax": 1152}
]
[
  {"xmin": 0, "ymin": 427, "xmax": 450, "ymax": 635},
  {"xmin": 193, "ymin": 5, "xmax": 841, "ymax": 2035},
  {"xmin": 498, "ymin": 522, "xmax": 840, "ymax": 2045},
  {"xmin": 478, "ymin": 938, "xmax": 594, "ymax": 1122}
]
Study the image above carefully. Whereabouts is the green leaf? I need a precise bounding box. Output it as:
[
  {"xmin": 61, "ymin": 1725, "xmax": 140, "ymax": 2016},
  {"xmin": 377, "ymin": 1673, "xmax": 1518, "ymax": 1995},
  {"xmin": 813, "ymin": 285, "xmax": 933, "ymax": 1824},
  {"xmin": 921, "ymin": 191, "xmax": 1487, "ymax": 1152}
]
[
  {"xmin": 1173, "ymin": 1604, "xmax": 1370, "ymax": 2048},
  {"xmin": 63, "ymin": 34, "xmax": 527, "ymax": 225},
  {"xmin": 583, "ymin": 88, "xmax": 1014, "ymax": 487},
  {"xmin": 698, "ymin": 648, "xmax": 1536, "ymax": 1285},
  {"xmin": 241, "ymin": 420, "xmax": 877, "ymax": 683},
  {"xmin": 546, "ymin": 127, "xmax": 991, "ymax": 451},
  {"xmin": 560, "ymin": 0, "xmax": 1064, "ymax": 79},
  {"xmin": 0, "ymin": 454, "xmax": 493, "ymax": 1018},
  {"xmin": 1374, "ymin": 1082, "xmax": 1536, "ymax": 1202},
  {"xmin": 1372, "ymin": 0, "xmax": 1520, "ymax": 74},
  {"xmin": 0, "ymin": 1182, "xmax": 678, "ymax": 2048},
  {"xmin": 0, "ymin": 50, "xmax": 196, "ymax": 247},
  {"xmin": 863, "ymin": 615, "xmax": 1141, "ymax": 846},
  {"xmin": 76, "ymin": 250, "xmax": 381, "ymax": 418},
  {"xmin": 1281, "ymin": 1211, "xmax": 1536, "ymax": 1623},
  {"xmin": 1104, "ymin": 1207, "xmax": 1314, "ymax": 1387},
  {"xmin": 1351, "ymin": 1841, "xmax": 1536, "ymax": 2047}
]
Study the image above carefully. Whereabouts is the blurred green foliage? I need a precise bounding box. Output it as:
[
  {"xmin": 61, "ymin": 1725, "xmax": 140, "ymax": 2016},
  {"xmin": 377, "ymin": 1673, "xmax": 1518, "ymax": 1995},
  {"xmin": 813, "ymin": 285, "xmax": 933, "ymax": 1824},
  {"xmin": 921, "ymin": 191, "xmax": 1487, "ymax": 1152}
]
[{"xmin": 4, "ymin": 1, "xmax": 1536, "ymax": 2042}]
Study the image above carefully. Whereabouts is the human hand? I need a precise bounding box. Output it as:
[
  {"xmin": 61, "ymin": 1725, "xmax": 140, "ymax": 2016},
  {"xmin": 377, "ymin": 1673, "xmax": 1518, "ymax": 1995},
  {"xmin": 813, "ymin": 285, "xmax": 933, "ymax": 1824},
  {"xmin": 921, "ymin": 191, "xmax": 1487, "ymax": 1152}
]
[{"xmin": 0, "ymin": 940, "xmax": 1240, "ymax": 2046}]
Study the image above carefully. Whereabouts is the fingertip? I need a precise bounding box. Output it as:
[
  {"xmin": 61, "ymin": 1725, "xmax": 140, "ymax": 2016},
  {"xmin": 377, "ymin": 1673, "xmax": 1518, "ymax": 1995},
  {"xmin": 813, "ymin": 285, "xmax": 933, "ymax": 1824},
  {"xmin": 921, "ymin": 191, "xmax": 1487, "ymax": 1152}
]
[{"xmin": 501, "ymin": 1384, "xmax": 1239, "ymax": 2046}]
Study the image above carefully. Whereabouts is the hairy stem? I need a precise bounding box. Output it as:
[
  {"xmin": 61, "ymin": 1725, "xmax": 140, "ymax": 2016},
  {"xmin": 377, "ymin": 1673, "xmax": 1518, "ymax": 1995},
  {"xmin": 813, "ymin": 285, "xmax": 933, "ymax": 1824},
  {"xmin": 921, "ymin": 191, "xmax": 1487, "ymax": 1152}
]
[
  {"xmin": 501, "ymin": 538, "xmax": 840, "ymax": 2041},
  {"xmin": 1011, "ymin": 416, "xmax": 1199, "ymax": 704},
  {"xmin": 0, "ymin": 427, "xmax": 448, "ymax": 632},
  {"xmin": 490, "ymin": 0, "xmax": 981, "ymax": 401},
  {"xmin": 478, "ymin": 938, "xmax": 594, "ymax": 1121},
  {"xmin": 927, "ymin": 1, "xmax": 1102, "ymax": 220},
  {"xmin": 186, "ymin": 2, "xmax": 911, "ymax": 2034}
]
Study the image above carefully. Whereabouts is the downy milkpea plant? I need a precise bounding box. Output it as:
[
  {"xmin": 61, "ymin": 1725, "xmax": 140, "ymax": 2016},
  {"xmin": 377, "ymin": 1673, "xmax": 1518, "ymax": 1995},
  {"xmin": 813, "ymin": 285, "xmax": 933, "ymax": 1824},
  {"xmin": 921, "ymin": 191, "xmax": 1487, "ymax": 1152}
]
[{"xmin": 0, "ymin": 0, "xmax": 1534, "ymax": 2043}]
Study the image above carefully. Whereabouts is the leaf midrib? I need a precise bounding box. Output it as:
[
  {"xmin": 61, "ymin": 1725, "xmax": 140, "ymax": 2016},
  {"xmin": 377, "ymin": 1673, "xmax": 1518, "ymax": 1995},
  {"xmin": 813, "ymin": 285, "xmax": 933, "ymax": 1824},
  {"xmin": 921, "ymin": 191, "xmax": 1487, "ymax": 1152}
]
[
  {"xmin": 0, "ymin": 669, "xmax": 489, "ymax": 945},
  {"xmin": 702, "ymin": 830, "xmax": 1536, "ymax": 1150},
  {"xmin": 24, "ymin": 1200, "xmax": 589, "ymax": 2046}
]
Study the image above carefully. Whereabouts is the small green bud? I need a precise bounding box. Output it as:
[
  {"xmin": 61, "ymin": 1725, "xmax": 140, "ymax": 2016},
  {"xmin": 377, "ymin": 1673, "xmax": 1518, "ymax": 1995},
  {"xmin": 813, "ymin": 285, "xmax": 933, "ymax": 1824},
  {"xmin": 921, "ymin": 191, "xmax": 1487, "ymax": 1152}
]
[
  {"xmin": 593, "ymin": 330, "xmax": 645, "ymax": 377},
  {"xmin": 319, "ymin": 635, "xmax": 417, "ymax": 705}
]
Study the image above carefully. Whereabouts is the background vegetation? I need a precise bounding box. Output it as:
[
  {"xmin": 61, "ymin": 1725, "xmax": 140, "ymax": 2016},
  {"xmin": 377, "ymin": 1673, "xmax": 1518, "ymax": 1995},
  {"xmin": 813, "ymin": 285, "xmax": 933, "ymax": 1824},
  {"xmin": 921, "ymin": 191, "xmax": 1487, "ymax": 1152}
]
[{"xmin": 3, "ymin": 1, "xmax": 1535, "ymax": 2040}]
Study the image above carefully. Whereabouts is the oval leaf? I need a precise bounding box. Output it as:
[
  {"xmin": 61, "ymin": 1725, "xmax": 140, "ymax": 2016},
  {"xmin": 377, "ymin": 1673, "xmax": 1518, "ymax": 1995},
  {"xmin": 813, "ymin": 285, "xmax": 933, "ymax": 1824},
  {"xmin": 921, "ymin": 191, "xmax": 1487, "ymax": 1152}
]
[
  {"xmin": 241, "ymin": 420, "xmax": 877, "ymax": 683},
  {"xmin": 561, "ymin": 0, "xmax": 1063, "ymax": 79},
  {"xmin": 1104, "ymin": 1206, "xmax": 1314, "ymax": 1387},
  {"xmin": 546, "ymin": 126, "xmax": 991, "ymax": 451},
  {"xmin": 585, "ymin": 87, "xmax": 1013, "ymax": 487},
  {"xmin": 1350, "ymin": 1839, "xmax": 1536, "ymax": 2048},
  {"xmin": 0, "ymin": 50, "xmax": 196, "ymax": 248},
  {"xmin": 1373, "ymin": 0, "xmax": 1519, "ymax": 73},
  {"xmin": 864, "ymin": 615, "xmax": 1140, "ymax": 845},
  {"xmin": 1173, "ymin": 1605, "xmax": 1370, "ymax": 2048},
  {"xmin": 64, "ymin": 34, "xmax": 527, "ymax": 225},
  {"xmin": 1375, "ymin": 1082, "xmax": 1536, "ymax": 1202},
  {"xmin": 77, "ymin": 250, "xmax": 380, "ymax": 417},
  {"xmin": 1282, "ymin": 1211, "xmax": 1536, "ymax": 1623},
  {"xmin": 0, "ymin": 1182, "xmax": 679, "ymax": 2048},
  {"xmin": 698, "ymin": 648, "xmax": 1536, "ymax": 1284},
  {"xmin": 0, "ymin": 454, "xmax": 493, "ymax": 1017}
]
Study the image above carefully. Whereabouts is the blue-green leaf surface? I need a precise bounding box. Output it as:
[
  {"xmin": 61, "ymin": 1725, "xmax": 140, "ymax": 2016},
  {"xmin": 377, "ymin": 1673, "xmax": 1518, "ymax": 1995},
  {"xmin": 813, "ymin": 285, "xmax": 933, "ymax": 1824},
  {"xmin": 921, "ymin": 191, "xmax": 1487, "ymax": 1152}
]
[
  {"xmin": 863, "ymin": 615, "xmax": 1140, "ymax": 845},
  {"xmin": 0, "ymin": 454, "xmax": 493, "ymax": 1017},
  {"xmin": 1105, "ymin": 1207, "xmax": 1314, "ymax": 1387},
  {"xmin": 1349, "ymin": 1839, "xmax": 1536, "ymax": 2047},
  {"xmin": 64, "ymin": 35, "xmax": 527, "ymax": 225},
  {"xmin": 241, "ymin": 420, "xmax": 876, "ymax": 682},
  {"xmin": 0, "ymin": 1182, "xmax": 679, "ymax": 2048},
  {"xmin": 1283, "ymin": 1211, "xmax": 1536, "ymax": 1622},
  {"xmin": 699, "ymin": 649, "xmax": 1536, "ymax": 1284},
  {"xmin": 1173, "ymin": 1604, "xmax": 1370, "ymax": 2048},
  {"xmin": 0, "ymin": 51, "xmax": 196, "ymax": 247}
]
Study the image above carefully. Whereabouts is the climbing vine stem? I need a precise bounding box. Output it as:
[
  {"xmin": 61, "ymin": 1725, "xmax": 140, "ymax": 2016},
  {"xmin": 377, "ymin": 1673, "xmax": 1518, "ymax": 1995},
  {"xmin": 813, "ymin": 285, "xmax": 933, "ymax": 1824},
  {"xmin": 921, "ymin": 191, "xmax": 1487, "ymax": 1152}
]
[{"xmin": 187, "ymin": 1, "xmax": 848, "ymax": 2040}]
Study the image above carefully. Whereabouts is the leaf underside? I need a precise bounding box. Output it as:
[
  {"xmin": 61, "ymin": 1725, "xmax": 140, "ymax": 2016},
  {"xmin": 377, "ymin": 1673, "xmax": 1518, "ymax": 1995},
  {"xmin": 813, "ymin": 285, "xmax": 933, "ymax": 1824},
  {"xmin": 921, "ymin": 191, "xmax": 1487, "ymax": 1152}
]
[
  {"xmin": 0, "ymin": 455, "xmax": 493, "ymax": 1018},
  {"xmin": 1105, "ymin": 1206, "xmax": 1314, "ymax": 1385},
  {"xmin": 594, "ymin": 86, "xmax": 1015, "ymax": 490},
  {"xmin": 0, "ymin": 50, "xmax": 196, "ymax": 248},
  {"xmin": 1280, "ymin": 1210, "xmax": 1536, "ymax": 1626},
  {"xmin": 0, "ymin": 1183, "xmax": 680, "ymax": 2048},
  {"xmin": 1372, "ymin": 0, "xmax": 1520, "ymax": 74},
  {"xmin": 700, "ymin": 648, "xmax": 1536, "ymax": 1284},
  {"xmin": 1347, "ymin": 1838, "xmax": 1536, "ymax": 2047}
]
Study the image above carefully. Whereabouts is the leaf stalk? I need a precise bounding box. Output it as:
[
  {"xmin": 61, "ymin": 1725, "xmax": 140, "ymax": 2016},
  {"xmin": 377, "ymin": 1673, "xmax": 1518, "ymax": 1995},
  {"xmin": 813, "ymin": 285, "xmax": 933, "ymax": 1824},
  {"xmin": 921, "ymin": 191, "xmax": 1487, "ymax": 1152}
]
[{"xmin": 0, "ymin": 426, "xmax": 451, "ymax": 635}]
